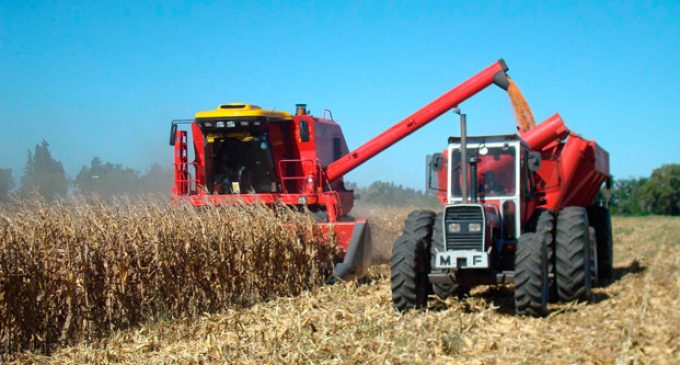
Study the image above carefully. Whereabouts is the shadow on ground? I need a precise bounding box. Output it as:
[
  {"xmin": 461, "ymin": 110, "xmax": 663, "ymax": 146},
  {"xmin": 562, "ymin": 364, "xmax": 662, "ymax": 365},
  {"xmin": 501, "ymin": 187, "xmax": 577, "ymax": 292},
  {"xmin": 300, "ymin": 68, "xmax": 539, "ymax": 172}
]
[{"xmin": 422, "ymin": 259, "xmax": 646, "ymax": 316}]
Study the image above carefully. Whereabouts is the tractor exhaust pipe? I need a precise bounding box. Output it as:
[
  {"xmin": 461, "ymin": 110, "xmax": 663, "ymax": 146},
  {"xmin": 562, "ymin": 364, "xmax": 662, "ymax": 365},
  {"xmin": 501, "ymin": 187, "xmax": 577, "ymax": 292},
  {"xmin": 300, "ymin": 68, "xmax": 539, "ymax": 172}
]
[{"xmin": 454, "ymin": 108, "xmax": 469, "ymax": 202}]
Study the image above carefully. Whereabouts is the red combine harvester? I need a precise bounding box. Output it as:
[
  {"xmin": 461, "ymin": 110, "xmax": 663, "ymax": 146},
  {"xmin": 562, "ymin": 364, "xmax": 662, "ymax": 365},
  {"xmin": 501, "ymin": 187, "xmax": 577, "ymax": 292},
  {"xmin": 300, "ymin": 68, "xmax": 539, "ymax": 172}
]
[{"xmin": 170, "ymin": 59, "xmax": 512, "ymax": 278}]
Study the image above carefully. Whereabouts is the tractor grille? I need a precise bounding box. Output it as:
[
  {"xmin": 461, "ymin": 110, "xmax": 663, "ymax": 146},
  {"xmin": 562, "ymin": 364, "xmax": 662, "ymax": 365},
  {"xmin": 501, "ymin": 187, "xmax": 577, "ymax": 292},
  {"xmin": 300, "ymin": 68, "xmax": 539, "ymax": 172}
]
[{"xmin": 444, "ymin": 205, "xmax": 484, "ymax": 252}]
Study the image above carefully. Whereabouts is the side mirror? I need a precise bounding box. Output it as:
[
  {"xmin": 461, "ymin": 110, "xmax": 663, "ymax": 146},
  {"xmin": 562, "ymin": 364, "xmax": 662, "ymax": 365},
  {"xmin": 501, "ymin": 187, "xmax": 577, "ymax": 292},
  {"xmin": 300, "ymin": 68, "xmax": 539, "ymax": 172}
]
[
  {"xmin": 527, "ymin": 151, "xmax": 541, "ymax": 171},
  {"xmin": 426, "ymin": 153, "xmax": 446, "ymax": 193},
  {"xmin": 169, "ymin": 123, "xmax": 177, "ymax": 146}
]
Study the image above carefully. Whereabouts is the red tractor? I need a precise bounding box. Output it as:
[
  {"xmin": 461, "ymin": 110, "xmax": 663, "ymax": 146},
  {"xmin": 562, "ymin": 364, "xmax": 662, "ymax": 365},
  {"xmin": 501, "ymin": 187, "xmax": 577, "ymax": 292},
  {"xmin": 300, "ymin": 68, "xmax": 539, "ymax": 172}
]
[
  {"xmin": 170, "ymin": 60, "xmax": 512, "ymax": 279},
  {"xmin": 391, "ymin": 111, "xmax": 612, "ymax": 316}
]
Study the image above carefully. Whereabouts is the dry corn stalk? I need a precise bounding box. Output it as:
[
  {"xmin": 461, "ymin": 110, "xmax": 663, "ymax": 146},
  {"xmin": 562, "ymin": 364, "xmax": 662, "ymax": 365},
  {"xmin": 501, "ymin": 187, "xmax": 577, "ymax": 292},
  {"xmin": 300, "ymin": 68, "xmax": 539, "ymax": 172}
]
[{"xmin": 0, "ymin": 196, "xmax": 335, "ymax": 356}]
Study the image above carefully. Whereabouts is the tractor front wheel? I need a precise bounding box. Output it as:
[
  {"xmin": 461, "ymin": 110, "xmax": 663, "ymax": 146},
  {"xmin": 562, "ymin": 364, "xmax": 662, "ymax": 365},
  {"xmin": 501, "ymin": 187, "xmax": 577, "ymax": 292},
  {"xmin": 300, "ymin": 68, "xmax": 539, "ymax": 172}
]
[
  {"xmin": 514, "ymin": 232, "xmax": 549, "ymax": 316},
  {"xmin": 391, "ymin": 210, "xmax": 435, "ymax": 311}
]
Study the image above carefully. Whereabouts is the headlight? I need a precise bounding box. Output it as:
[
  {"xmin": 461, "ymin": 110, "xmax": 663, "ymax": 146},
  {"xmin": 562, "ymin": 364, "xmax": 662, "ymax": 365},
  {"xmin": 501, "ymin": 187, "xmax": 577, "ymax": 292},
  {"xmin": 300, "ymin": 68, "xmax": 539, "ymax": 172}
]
[
  {"xmin": 216, "ymin": 121, "xmax": 225, "ymax": 128},
  {"xmin": 227, "ymin": 121, "xmax": 236, "ymax": 128},
  {"xmin": 448, "ymin": 223, "xmax": 461, "ymax": 233},
  {"xmin": 468, "ymin": 223, "xmax": 482, "ymax": 232}
]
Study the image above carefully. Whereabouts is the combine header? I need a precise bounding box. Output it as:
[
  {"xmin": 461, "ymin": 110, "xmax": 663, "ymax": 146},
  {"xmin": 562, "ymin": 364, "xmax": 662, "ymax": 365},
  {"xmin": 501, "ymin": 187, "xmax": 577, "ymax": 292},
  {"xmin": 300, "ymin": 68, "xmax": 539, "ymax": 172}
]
[{"xmin": 170, "ymin": 60, "xmax": 511, "ymax": 278}]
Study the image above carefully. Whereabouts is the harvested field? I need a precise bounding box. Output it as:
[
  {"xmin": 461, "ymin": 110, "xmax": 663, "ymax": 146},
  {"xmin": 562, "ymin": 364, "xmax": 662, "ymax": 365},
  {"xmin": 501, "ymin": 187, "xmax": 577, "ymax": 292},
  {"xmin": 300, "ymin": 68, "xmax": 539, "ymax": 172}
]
[
  {"xmin": 8, "ymin": 207, "xmax": 680, "ymax": 364},
  {"xmin": 0, "ymin": 198, "xmax": 334, "ymax": 357}
]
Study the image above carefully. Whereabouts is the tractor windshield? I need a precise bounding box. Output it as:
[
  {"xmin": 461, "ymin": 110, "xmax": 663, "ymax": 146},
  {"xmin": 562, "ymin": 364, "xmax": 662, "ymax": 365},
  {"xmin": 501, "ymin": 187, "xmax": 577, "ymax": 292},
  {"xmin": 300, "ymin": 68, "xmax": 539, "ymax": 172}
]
[{"xmin": 450, "ymin": 146, "xmax": 516, "ymax": 198}]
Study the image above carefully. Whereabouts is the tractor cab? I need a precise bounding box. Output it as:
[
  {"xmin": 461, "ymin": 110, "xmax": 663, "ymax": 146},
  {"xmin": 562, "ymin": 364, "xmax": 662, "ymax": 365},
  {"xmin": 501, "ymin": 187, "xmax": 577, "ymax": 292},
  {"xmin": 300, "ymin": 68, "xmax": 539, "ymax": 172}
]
[
  {"xmin": 446, "ymin": 134, "xmax": 538, "ymax": 244},
  {"xmin": 426, "ymin": 134, "xmax": 540, "ymax": 279}
]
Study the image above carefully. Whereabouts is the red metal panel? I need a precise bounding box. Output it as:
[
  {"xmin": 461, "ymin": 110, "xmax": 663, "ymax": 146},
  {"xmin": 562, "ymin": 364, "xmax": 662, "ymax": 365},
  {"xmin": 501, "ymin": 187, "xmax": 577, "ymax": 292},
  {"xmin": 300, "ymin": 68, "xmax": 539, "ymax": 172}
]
[
  {"xmin": 521, "ymin": 113, "xmax": 569, "ymax": 151},
  {"xmin": 324, "ymin": 60, "xmax": 509, "ymax": 182},
  {"xmin": 191, "ymin": 122, "xmax": 206, "ymax": 187}
]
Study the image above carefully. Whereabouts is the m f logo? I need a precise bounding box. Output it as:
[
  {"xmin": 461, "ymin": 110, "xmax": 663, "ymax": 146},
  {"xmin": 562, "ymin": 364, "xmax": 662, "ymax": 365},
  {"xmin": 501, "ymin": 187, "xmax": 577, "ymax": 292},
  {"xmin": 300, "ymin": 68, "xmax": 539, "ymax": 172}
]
[{"xmin": 439, "ymin": 255, "xmax": 452, "ymax": 266}]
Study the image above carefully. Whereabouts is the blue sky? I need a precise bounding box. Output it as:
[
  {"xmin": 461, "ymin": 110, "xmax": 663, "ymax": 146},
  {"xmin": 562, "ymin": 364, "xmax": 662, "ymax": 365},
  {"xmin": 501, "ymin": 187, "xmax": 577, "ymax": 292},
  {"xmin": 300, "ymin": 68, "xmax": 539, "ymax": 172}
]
[{"xmin": 1, "ymin": 1, "xmax": 679, "ymax": 189}]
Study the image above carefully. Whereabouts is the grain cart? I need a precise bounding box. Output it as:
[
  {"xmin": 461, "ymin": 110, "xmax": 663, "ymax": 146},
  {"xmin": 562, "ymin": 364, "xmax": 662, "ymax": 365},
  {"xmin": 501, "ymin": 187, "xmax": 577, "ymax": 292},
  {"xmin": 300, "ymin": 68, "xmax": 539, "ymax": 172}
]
[
  {"xmin": 170, "ymin": 60, "xmax": 512, "ymax": 279},
  {"xmin": 391, "ymin": 112, "xmax": 613, "ymax": 316}
]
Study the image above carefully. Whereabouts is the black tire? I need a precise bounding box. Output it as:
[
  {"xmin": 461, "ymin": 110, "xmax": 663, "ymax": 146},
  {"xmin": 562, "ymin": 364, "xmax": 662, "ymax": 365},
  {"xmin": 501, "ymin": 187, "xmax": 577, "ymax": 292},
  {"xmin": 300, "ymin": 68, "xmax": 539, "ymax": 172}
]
[
  {"xmin": 429, "ymin": 213, "xmax": 467, "ymax": 299},
  {"xmin": 555, "ymin": 207, "xmax": 592, "ymax": 302},
  {"xmin": 529, "ymin": 209, "xmax": 557, "ymax": 302},
  {"xmin": 589, "ymin": 227, "xmax": 599, "ymax": 287},
  {"xmin": 391, "ymin": 210, "xmax": 435, "ymax": 311},
  {"xmin": 514, "ymin": 232, "xmax": 549, "ymax": 316},
  {"xmin": 587, "ymin": 205, "xmax": 614, "ymax": 283}
]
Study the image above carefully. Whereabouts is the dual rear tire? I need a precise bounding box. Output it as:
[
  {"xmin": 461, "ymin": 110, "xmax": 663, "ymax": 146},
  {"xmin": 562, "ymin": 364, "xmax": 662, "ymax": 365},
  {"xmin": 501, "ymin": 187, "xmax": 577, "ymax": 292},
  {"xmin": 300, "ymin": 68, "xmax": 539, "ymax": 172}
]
[{"xmin": 514, "ymin": 210, "xmax": 552, "ymax": 316}]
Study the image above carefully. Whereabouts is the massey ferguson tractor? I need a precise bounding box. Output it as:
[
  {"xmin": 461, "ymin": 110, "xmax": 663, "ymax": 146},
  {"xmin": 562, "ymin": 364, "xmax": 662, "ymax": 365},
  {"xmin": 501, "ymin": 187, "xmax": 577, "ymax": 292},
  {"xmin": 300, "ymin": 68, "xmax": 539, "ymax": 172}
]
[
  {"xmin": 170, "ymin": 60, "xmax": 611, "ymax": 313},
  {"xmin": 391, "ymin": 112, "xmax": 613, "ymax": 316}
]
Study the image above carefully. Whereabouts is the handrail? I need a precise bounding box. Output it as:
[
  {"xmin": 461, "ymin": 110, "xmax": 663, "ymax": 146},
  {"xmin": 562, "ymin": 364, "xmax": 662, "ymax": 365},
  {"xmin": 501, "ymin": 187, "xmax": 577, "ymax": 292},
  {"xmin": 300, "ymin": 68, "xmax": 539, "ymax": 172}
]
[{"xmin": 276, "ymin": 159, "xmax": 323, "ymax": 193}]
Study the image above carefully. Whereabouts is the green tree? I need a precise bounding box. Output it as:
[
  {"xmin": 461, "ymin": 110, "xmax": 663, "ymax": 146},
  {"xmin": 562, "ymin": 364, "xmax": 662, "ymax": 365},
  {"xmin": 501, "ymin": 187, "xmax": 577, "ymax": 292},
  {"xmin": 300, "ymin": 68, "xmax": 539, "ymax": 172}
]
[
  {"xmin": 0, "ymin": 168, "xmax": 15, "ymax": 201},
  {"xmin": 640, "ymin": 164, "xmax": 680, "ymax": 216},
  {"xmin": 608, "ymin": 177, "xmax": 648, "ymax": 216},
  {"xmin": 20, "ymin": 140, "xmax": 69, "ymax": 200},
  {"xmin": 138, "ymin": 163, "xmax": 173, "ymax": 195},
  {"xmin": 74, "ymin": 157, "xmax": 141, "ymax": 199},
  {"xmin": 356, "ymin": 181, "xmax": 439, "ymax": 207}
]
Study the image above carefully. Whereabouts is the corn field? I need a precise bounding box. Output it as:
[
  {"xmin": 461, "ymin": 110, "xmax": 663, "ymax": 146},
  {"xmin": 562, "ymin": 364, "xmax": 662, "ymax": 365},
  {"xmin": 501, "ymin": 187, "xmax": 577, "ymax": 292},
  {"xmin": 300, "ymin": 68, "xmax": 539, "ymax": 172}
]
[{"xmin": 0, "ymin": 197, "xmax": 335, "ymax": 356}]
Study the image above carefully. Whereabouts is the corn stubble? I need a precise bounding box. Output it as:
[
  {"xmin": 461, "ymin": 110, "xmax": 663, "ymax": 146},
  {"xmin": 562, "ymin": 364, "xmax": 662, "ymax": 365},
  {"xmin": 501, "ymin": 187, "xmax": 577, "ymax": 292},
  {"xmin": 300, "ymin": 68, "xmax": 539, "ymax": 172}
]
[
  {"xmin": 12, "ymin": 212, "xmax": 680, "ymax": 365},
  {"xmin": 0, "ymin": 197, "xmax": 335, "ymax": 356}
]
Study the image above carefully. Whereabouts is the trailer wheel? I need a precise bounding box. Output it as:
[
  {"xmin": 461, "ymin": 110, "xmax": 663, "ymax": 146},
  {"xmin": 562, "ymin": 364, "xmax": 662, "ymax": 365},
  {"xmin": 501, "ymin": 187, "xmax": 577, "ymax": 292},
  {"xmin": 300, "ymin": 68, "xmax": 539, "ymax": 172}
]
[
  {"xmin": 514, "ymin": 232, "xmax": 549, "ymax": 316},
  {"xmin": 429, "ymin": 213, "xmax": 467, "ymax": 299},
  {"xmin": 391, "ymin": 210, "xmax": 435, "ymax": 311},
  {"xmin": 555, "ymin": 207, "xmax": 592, "ymax": 302},
  {"xmin": 589, "ymin": 227, "xmax": 599, "ymax": 287},
  {"xmin": 587, "ymin": 205, "xmax": 614, "ymax": 284}
]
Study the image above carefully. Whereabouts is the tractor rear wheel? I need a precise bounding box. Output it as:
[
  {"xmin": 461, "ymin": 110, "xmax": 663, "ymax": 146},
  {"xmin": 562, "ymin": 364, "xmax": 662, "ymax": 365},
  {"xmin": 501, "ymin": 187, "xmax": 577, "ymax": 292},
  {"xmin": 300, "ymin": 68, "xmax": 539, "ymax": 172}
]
[
  {"xmin": 514, "ymin": 232, "xmax": 549, "ymax": 317},
  {"xmin": 529, "ymin": 209, "xmax": 557, "ymax": 302},
  {"xmin": 555, "ymin": 207, "xmax": 592, "ymax": 302},
  {"xmin": 429, "ymin": 213, "xmax": 468, "ymax": 299},
  {"xmin": 587, "ymin": 205, "xmax": 614, "ymax": 284},
  {"xmin": 391, "ymin": 210, "xmax": 435, "ymax": 311}
]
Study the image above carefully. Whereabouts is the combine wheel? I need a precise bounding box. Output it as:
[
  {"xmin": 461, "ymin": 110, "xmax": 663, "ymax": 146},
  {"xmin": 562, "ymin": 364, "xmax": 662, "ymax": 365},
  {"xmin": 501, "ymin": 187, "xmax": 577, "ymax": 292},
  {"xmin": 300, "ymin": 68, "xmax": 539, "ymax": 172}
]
[
  {"xmin": 429, "ymin": 213, "xmax": 468, "ymax": 299},
  {"xmin": 555, "ymin": 207, "xmax": 592, "ymax": 302},
  {"xmin": 391, "ymin": 210, "xmax": 435, "ymax": 311},
  {"xmin": 587, "ymin": 205, "xmax": 614, "ymax": 283},
  {"xmin": 514, "ymin": 232, "xmax": 549, "ymax": 317}
]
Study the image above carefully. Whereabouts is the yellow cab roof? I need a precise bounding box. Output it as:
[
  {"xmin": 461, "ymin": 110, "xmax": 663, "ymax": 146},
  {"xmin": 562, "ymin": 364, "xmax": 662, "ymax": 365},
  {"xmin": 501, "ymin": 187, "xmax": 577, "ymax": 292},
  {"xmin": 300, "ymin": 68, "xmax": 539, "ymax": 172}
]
[{"xmin": 195, "ymin": 103, "xmax": 292, "ymax": 120}]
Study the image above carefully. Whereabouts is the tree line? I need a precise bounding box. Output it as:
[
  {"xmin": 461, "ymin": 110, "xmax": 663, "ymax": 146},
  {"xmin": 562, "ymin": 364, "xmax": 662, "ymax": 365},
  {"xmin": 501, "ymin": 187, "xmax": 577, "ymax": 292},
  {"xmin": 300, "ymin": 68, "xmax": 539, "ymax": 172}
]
[
  {"xmin": 1, "ymin": 141, "xmax": 678, "ymax": 216},
  {"xmin": 606, "ymin": 164, "xmax": 680, "ymax": 216},
  {"xmin": 0, "ymin": 140, "xmax": 173, "ymax": 201},
  {"xmin": 348, "ymin": 164, "xmax": 680, "ymax": 216}
]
